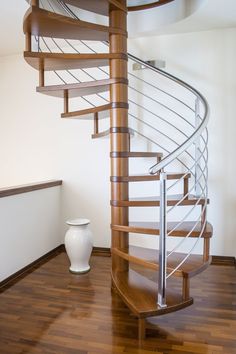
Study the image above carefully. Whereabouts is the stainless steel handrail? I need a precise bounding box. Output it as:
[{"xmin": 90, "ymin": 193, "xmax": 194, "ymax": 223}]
[{"xmin": 126, "ymin": 55, "xmax": 210, "ymax": 175}]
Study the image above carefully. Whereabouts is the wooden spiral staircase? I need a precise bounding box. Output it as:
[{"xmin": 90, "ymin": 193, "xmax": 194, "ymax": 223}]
[{"xmin": 23, "ymin": 0, "xmax": 213, "ymax": 339}]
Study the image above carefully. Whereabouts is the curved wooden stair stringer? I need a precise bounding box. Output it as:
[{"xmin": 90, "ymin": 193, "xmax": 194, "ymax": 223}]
[{"xmin": 23, "ymin": 0, "xmax": 212, "ymax": 340}]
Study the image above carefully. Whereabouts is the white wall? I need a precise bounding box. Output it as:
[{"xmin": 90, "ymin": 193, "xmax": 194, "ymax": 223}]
[
  {"xmin": 0, "ymin": 186, "xmax": 61, "ymax": 281},
  {"xmin": 127, "ymin": 0, "xmax": 206, "ymax": 38},
  {"xmin": 0, "ymin": 27, "xmax": 235, "ymax": 256},
  {"xmin": 129, "ymin": 28, "xmax": 236, "ymax": 257},
  {"xmin": 0, "ymin": 53, "xmax": 111, "ymax": 248}
]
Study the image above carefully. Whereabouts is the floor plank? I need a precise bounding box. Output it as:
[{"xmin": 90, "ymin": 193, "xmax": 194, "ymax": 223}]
[{"xmin": 0, "ymin": 253, "xmax": 235, "ymax": 353}]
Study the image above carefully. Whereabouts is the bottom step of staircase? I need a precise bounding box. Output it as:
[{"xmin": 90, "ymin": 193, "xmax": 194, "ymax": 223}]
[{"xmin": 112, "ymin": 268, "xmax": 193, "ymax": 319}]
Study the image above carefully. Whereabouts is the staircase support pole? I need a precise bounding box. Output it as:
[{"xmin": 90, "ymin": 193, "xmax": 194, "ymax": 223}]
[
  {"xmin": 25, "ymin": 32, "xmax": 31, "ymax": 52},
  {"xmin": 94, "ymin": 112, "xmax": 99, "ymax": 135},
  {"xmin": 109, "ymin": 1, "xmax": 129, "ymax": 272},
  {"xmin": 158, "ymin": 170, "xmax": 167, "ymax": 308},
  {"xmin": 195, "ymin": 98, "xmax": 201, "ymax": 197},
  {"xmin": 31, "ymin": 0, "xmax": 39, "ymax": 6}
]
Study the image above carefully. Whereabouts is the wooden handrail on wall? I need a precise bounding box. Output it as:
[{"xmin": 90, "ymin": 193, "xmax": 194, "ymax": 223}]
[{"xmin": 0, "ymin": 180, "xmax": 62, "ymax": 198}]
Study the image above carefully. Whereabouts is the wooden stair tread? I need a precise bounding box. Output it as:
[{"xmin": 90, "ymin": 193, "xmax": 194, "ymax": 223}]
[
  {"xmin": 111, "ymin": 194, "xmax": 209, "ymax": 207},
  {"xmin": 23, "ymin": 7, "xmax": 126, "ymax": 41},
  {"xmin": 92, "ymin": 127, "xmax": 135, "ymax": 139},
  {"xmin": 37, "ymin": 78, "xmax": 126, "ymax": 98},
  {"xmin": 111, "ymin": 172, "xmax": 191, "ymax": 182},
  {"xmin": 112, "ymin": 246, "xmax": 211, "ymax": 278},
  {"xmin": 92, "ymin": 129, "xmax": 110, "ymax": 139},
  {"xmin": 24, "ymin": 52, "xmax": 127, "ymax": 71},
  {"xmin": 112, "ymin": 268, "xmax": 193, "ymax": 318},
  {"xmin": 110, "ymin": 151, "xmax": 163, "ymax": 158},
  {"xmin": 61, "ymin": 104, "xmax": 111, "ymax": 119},
  {"xmin": 111, "ymin": 221, "xmax": 213, "ymax": 238},
  {"xmin": 63, "ymin": 102, "xmax": 130, "ymax": 120},
  {"xmin": 63, "ymin": 0, "xmax": 127, "ymax": 16}
]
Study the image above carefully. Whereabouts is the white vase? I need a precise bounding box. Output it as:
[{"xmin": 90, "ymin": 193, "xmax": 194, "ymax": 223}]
[{"xmin": 65, "ymin": 218, "xmax": 93, "ymax": 274}]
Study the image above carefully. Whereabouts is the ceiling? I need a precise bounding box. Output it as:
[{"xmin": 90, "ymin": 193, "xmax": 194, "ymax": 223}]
[
  {"xmin": 128, "ymin": 0, "xmax": 236, "ymax": 38},
  {"xmin": 151, "ymin": 0, "xmax": 236, "ymax": 37},
  {"xmin": 0, "ymin": 0, "xmax": 236, "ymax": 57}
]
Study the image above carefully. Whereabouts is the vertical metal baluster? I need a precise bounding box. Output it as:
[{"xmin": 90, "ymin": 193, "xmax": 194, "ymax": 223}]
[
  {"xmin": 195, "ymin": 98, "xmax": 201, "ymax": 197},
  {"xmin": 158, "ymin": 169, "xmax": 167, "ymax": 308},
  {"xmin": 38, "ymin": 35, "xmax": 40, "ymax": 53}
]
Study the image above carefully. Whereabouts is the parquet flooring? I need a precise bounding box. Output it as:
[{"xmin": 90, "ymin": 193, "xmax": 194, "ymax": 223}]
[{"xmin": 0, "ymin": 253, "xmax": 235, "ymax": 354}]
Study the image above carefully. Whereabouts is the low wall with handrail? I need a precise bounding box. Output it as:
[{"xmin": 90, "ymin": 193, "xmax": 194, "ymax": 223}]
[{"xmin": 0, "ymin": 180, "xmax": 62, "ymax": 282}]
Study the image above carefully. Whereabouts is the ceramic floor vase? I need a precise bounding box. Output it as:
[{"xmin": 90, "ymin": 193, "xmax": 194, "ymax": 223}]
[{"xmin": 65, "ymin": 218, "xmax": 93, "ymax": 274}]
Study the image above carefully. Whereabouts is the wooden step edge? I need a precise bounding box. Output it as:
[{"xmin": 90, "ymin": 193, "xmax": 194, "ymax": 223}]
[
  {"xmin": 37, "ymin": 78, "xmax": 128, "ymax": 98},
  {"xmin": 62, "ymin": 102, "xmax": 129, "ymax": 119},
  {"xmin": 110, "ymin": 152, "xmax": 163, "ymax": 158},
  {"xmin": 24, "ymin": 51, "xmax": 128, "ymax": 71},
  {"xmin": 92, "ymin": 127, "xmax": 134, "ymax": 139},
  {"xmin": 23, "ymin": 7, "xmax": 127, "ymax": 39},
  {"xmin": 111, "ymin": 269, "xmax": 193, "ymax": 318},
  {"xmin": 186, "ymin": 256, "xmax": 212, "ymax": 278},
  {"xmin": 24, "ymin": 51, "xmax": 128, "ymax": 61},
  {"xmin": 92, "ymin": 129, "xmax": 110, "ymax": 139},
  {"xmin": 61, "ymin": 104, "xmax": 112, "ymax": 119},
  {"xmin": 112, "ymin": 247, "xmax": 212, "ymax": 278},
  {"xmin": 37, "ymin": 78, "xmax": 128, "ymax": 93},
  {"xmin": 110, "ymin": 172, "xmax": 191, "ymax": 182},
  {"xmin": 111, "ymin": 222, "xmax": 213, "ymax": 238},
  {"xmin": 111, "ymin": 195, "xmax": 210, "ymax": 207},
  {"xmin": 112, "ymin": 248, "xmax": 182, "ymax": 277}
]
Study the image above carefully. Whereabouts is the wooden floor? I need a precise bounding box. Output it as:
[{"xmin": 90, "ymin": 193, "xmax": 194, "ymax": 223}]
[{"xmin": 0, "ymin": 253, "xmax": 235, "ymax": 354}]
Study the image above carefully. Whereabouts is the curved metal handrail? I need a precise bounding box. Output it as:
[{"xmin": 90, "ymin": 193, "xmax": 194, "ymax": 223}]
[{"xmin": 127, "ymin": 53, "xmax": 210, "ymax": 174}]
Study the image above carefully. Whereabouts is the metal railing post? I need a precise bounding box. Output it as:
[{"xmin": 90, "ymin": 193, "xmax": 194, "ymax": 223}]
[
  {"xmin": 158, "ymin": 170, "xmax": 167, "ymax": 308},
  {"xmin": 195, "ymin": 98, "xmax": 201, "ymax": 197},
  {"xmin": 37, "ymin": 35, "xmax": 40, "ymax": 52}
]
